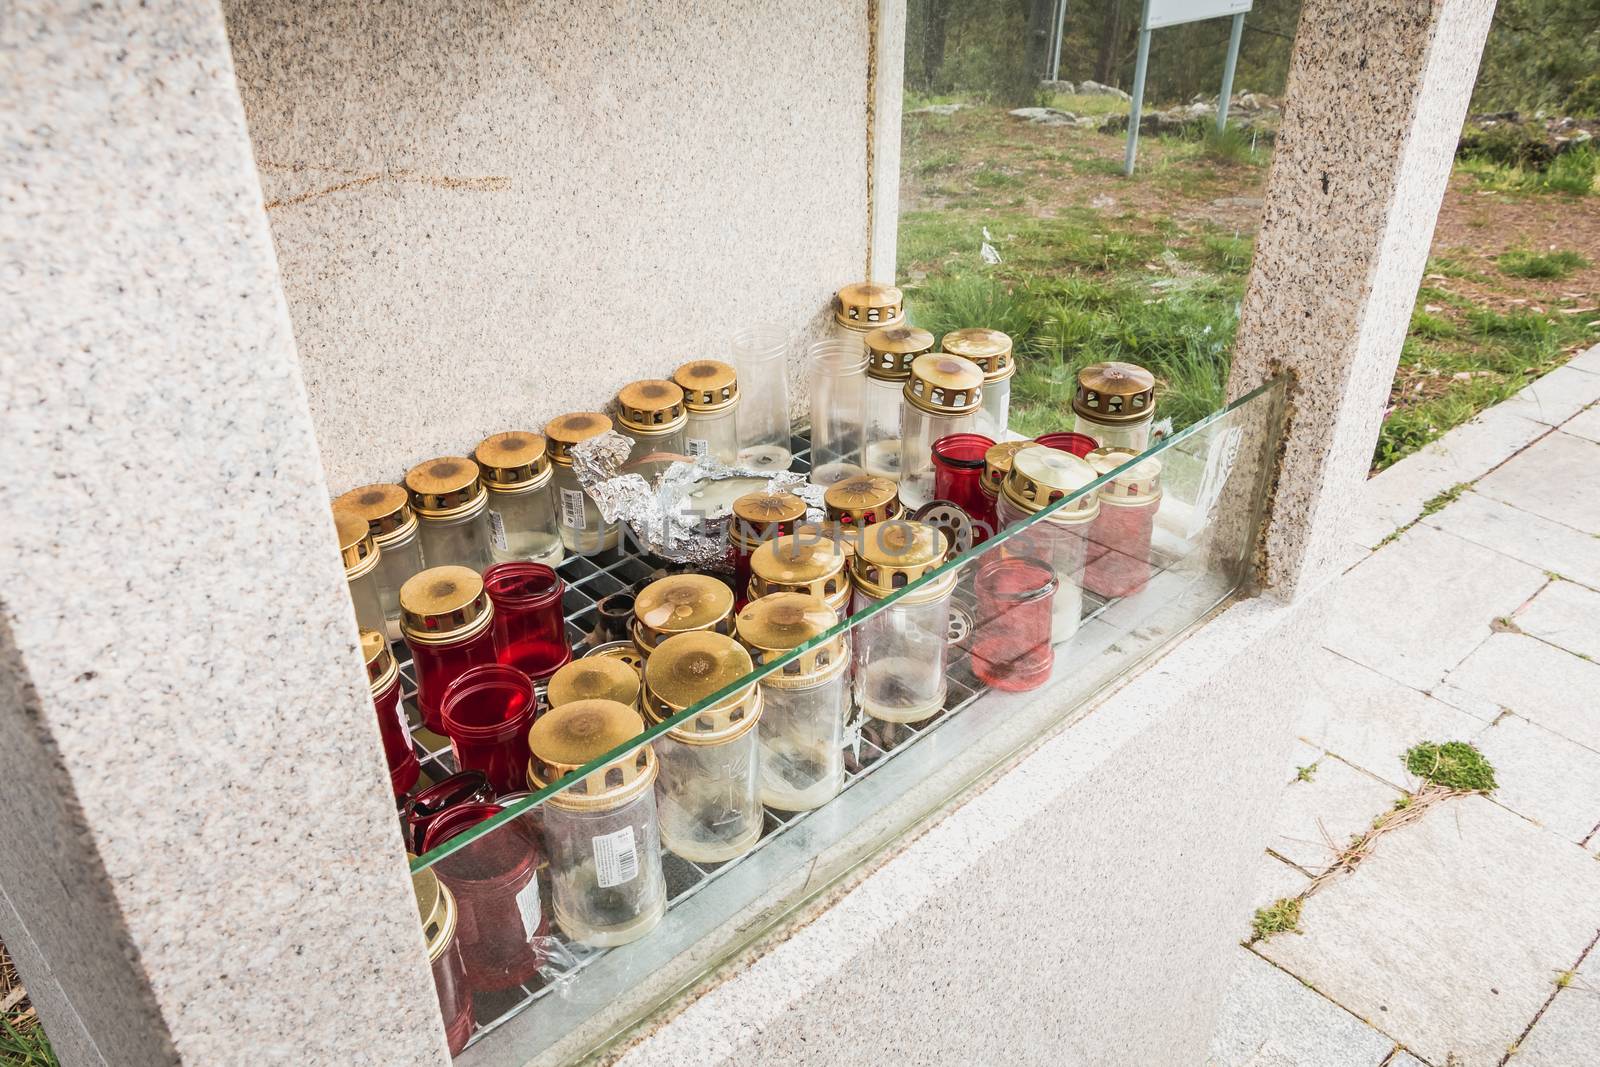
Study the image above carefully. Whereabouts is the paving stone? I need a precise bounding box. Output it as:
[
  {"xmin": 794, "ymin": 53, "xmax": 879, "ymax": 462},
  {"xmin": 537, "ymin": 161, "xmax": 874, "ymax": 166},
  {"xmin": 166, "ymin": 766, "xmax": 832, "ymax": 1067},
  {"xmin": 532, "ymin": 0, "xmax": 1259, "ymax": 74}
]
[
  {"xmin": 1208, "ymin": 948, "xmax": 1394, "ymax": 1067},
  {"xmin": 1445, "ymin": 633, "xmax": 1600, "ymax": 754},
  {"xmin": 1514, "ymin": 579, "xmax": 1600, "ymax": 662},
  {"xmin": 1498, "ymin": 365, "xmax": 1600, "ymax": 427},
  {"xmin": 1473, "ymin": 715, "xmax": 1600, "ymax": 845},
  {"xmin": 1503, "ymin": 960, "xmax": 1599, "ymax": 1066},
  {"xmin": 1270, "ymin": 757, "xmax": 1403, "ymax": 874},
  {"xmin": 1476, "ymin": 431, "xmax": 1600, "ymax": 535},
  {"xmin": 1429, "ymin": 680, "xmax": 1507, "ymax": 722},
  {"xmin": 1297, "ymin": 647, "xmax": 1489, "ymax": 786},
  {"xmin": 1386, "ymin": 1054, "xmax": 1428, "ymax": 1067},
  {"xmin": 1320, "ymin": 524, "xmax": 1548, "ymax": 690},
  {"xmin": 1258, "ymin": 797, "xmax": 1600, "ymax": 1067},
  {"xmin": 1568, "ymin": 343, "xmax": 1600, "ymax": 375},
  {"xmin": 1561, "ymin": 402, "xmax": 1600, "ymax": 445},
  {"xmin": 1425, "ymin": 490, "xmax": 1600, "ymax": 590},
  {"xmin": 1246, "ymin": 853, "xmax": 1312, "ymax": 938}
]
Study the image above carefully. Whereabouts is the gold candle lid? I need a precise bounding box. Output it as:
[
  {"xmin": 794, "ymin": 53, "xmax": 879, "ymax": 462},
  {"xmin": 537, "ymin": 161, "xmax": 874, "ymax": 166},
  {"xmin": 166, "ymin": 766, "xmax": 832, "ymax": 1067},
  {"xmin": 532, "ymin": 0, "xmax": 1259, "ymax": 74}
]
[
  {"xmin": 823, "ymin": 474, "xmax": 900, "ymax": 526},
  {"xmin": 643, "ymin": 632, "xmax": 761, "ymax": 743},
  {"xmin": 748, "ymin": 532, "xmax": 849, "ymax": 601},
  {"xmin": 730, "ymin": 490, "xmax": 807, "ymax": 550},
  {"xmin": 474, "ymin": 431, "xmax": 552, "ymax": 491},
  {"xmin": 633, "ymin": 574, "xmax": 735, "ymax": 651},
  {"xmin": 982, "ymin": 440, "xmax": 1038, "ymax": 495},
  {"xmin": 941, "ymin": 328, "xmax": 1014, "ymax": 382},
  {"xmin": 526, "ymin": 699, "xmax": 655, "ymax": 810},
  {"xmin": 360, "ymin": 628, "xmax": 398, "ymax": 694},
  {"xmin": 672, "ymin": 360, "xmax": 739, "ymax": 412},
  {"xmin": 584, "ymin": 640, "xmax": 646, "ymax": 673},
  {"xmin": 1073, "ymin": 362, "xmax": 1156, "ymax": 424},
  {"xmin": 333, "ymin": 483, "xmax": 416, "ymax": 542},
  {"xmin": 1086, "ymin": 447, "xmax": 1163, "ymax": 503},
  {"xmin": 547, "ymin": 656, "xmax": 641, "ymax": 709},
  {"xmin": 904, "ymin": 353, "xmax": 983, "ymax": 416},
  {"xmin": 852, "ymin": 520, "xmax": 952, "ymax": 599},
  {"xmin": 1002, "ymin": 446, "xmax": 1100, "ymax": 521},
  {"xmin": 736, "ymin": 593, "xmax": 846, "ymax": 688},
  {"xmin": 335, "ymin": 510, "xmax": 381, "ymax": 580},
  {"xmin": 794, "ymin": 520, "xmax": 860, "ymax": 560},
  {"xmin": 544, "ymin": 412, "xmax": 613, "ymax": 464},
  {"xmin": 864, "ymin": 325, "xmax": 935, "ymax": 380},
  {"xmin": 835, "ymin": 281, "xmax": 906, "ymax": 331},
  {"xmin": 410, "ymin": 859, "xmax": 458, "ymax": 963},
  {"xmin": 399, "ymin": 566, "xmax": 493, "ymax": 644},
  {"xmin": 403, "ymin": 457, "xmax": 485, "ymax": 518},
  {"xmin": 615, "ymin": 380, "xmax": 687, "ymax": 434}
]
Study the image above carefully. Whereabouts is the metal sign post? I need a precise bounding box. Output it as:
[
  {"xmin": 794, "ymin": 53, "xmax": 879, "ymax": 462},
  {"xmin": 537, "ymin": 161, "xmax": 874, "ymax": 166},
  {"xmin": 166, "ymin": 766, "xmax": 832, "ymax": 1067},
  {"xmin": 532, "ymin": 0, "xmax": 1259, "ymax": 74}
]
[{"xmin": 1124, "ymin": 0, "xmax": 1253, "ymax": 175}]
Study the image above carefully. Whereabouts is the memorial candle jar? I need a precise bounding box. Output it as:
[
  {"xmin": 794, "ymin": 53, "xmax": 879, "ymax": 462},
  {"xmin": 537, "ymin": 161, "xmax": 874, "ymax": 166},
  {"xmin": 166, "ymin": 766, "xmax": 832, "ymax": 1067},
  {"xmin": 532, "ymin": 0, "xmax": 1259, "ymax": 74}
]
[
  {"xmin": 410, "ymin": 859, "xmax": 475, "ymax": 1055},
  {"xmin": 672, "ymin": 359, "xmax": 740, "ymax": 464},
  {"xmin": 970, "ymin": 557, "xmax": 1058, "ymax": 693},
  {"xmin": 547, "ymin": 655, "xmax": 641, "ymax": 711},
  {"xmin": 631, "ymin": 574, "xmax": 735, "ymax": 660},
  {"xmin": 483, "ymin": 562, "xmax": 570, "ymax": 682},
  {"xmin": 615, "ymin": 379, "xmax": 689, "ymax": 484},
  {"xmin": 401, "ymin": 566, "xmax": 500, "ymax": 734},
  {"xmin": 930, "ymin": 433, "xmax": 996, "ymax": 538},
  {"xmin": 421, "ymin": 803, "xmax": 548, "ymax": 991},
  {"xmin": 642, "ymin": 633, "xmax": 765, "ymax": 864},
  {"xmin": 862, "ymin": 325, "xmax": 934, "ymax": 480},
  {"xmin": 834, "ymin": 281, "xmax": 906, "ymax": 336},
  {"xmin": 362, "ymin": 629, "xmax": 420, "ymax": 796},
  {"xmin": 440, "ymin": 664, "xmax": 538, "ymax": 795},
  {"xmin": 995, "ymin": 446, "xmax": 1099, "ymax": 642},
  {"xmin": 335, "ymin": 510, "xmax": 386, "ymax": 636},
  {"xmin": 405, "ymin": 457, "xmax": 494, "ymax": 573},
  {"xmin": 729, "ymin": 490, "xmax": 807, "ymax": 602},
  {"xmin": 941, "ymin": 328, "xmax": 1014, "ymax": 440},
  {"xmin": 824, "ymin": 474, "xmax": 901, "ymax": 530},
  {"xmin": 334, "ymin": 483, "xmax": 424, "ymax": 640},
  {"xmin": 545, "ymin": 412, "xmax": 619, "ymax": 555},
  {"xmin": 404, "ymin": 770, "xmax": 496, "ymax": 853},
  {"xmin": 1083, "ymin": 447, "xmax": 1164, "ymax": 599},
  {"xmin": 527, "ymin": 699, "xmax": 666, "ymax": 947},
  {"xmin": 748, "ymin": 533, "xmax": 851, "ymax": 616},
  {"xmin": 730, "ymin": 325, "xmax": 793, "ymax": 472},
  {"xmin": 474, "ymin": 430, "xmax": 564, "ymax": 567},
  {"xmin": 807, "ymin": 337, "xmax": 868, "ymax": 486},
  {"xmin": 850, "ymin": 521, "xmax": 956, "ymax": 724},
  {"xmin": 736, "ymin": 593, "xmax": 849, "ymax": 812},
  {"xmin": 1072, "ymin": 361, "xmax": 1157, "ymax": 452},
  {"xmin": 899, "ymin": 353, "xmax": 984, "ymax": 511},
  {"xmin": 1036, "ymin": 431, "xmax": 1099, "ymax": 458}
]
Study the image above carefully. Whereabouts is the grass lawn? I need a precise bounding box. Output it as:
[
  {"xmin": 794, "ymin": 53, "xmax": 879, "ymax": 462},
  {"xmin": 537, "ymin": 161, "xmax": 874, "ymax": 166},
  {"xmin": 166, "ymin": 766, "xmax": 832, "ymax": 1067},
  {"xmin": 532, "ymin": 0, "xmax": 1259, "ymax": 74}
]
[{"xmin": 897, "ymin": 102, "xmax": 1600, "ymax": 471}]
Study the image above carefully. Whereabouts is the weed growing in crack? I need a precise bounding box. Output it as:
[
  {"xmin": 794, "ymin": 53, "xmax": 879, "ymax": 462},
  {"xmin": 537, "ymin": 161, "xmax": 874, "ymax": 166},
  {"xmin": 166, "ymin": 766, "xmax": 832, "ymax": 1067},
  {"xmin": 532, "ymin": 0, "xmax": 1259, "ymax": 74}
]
[{"xmin": 1404, "ymin": 741, "xmax": 1497, "ymax": 793}]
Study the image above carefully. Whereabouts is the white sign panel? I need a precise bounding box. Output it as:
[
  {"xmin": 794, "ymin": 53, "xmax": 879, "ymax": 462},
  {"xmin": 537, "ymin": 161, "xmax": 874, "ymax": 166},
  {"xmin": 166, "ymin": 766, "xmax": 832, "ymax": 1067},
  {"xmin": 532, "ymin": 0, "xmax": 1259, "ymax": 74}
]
[{"xmin": 1146, "ymin": 0, "xmax": 1252, "ymax": 30}]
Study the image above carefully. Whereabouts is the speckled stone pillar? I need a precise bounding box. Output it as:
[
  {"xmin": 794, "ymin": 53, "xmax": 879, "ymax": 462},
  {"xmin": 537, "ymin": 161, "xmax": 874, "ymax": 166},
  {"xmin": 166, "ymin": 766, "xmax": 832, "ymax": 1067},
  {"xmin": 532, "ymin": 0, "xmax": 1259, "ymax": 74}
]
[
  {"xmin": 1, "ymin": 3, "xmax": 446, "ymax": 1064},
  {"xmin": 1226, "ymin": 0, "xmax": 1496, "ymax": 598}
]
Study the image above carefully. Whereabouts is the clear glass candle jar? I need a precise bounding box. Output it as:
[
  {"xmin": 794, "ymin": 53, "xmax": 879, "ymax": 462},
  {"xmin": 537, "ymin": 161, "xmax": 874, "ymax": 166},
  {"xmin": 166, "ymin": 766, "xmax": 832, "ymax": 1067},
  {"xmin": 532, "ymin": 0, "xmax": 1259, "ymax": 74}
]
[
  {"xmin": 941, "ymin": 328, "xmax": 1015, "ymax": 440},
  {"xmin": 405, "ymin": 456, "xmax": 494, "ymax": 573},
  {"xmin": 527, "ymin": 699, "xmax": 666, "ymax": 947},
  {"xmin": 1083, "ymin": 447, "xmax": 1164, "ymax": 599},
  {"xmin": 642, "ymin": 632, "xmax": 765, "ymax": 864},
  {"xmin": 729, "ymin": 490, "xmax": 807, "ymax": 607},
  {"xmin": 474, "ymin": 430, "xmax": 564, "ymax": 567},
  {"xmin": 850, "ymin": 521, "xmax": 955, "ymax": 724},
  {"xmin": 749, "ymin": 532, "xmax": 852, "ymax": 617},
  {"xmin": 995, "ymin": 447, "xmax": 1100, "ymax": 643},
  {"xmin": 483, "ymin": 562, "xmax": 570, "ymax": 683},
  {"xmin": 736, "ymin": 593, "xmax": 849, "ymax": 812},
  {"xmin": 401, "ymin": 566, "xmax": 501, "ymax": 734},
  {"xmin": 807, "ymin": 337, "xmax": 868, "ymax": 486},
  {"xmin": 673, "ymin": 359, "xmax": 741, "ymax": 464},
  {"xmin": 970, "ymin": 556, "xmax": 1058, "ymax": 693},
  {"xmin": 631, "ymin": 573, "xmax": 735, "ymax": 660},
  {"xmin": 731, "ymin": 325, "xmax": 793, "ymax": 473},
  {"xmin": 545, "ymin": 412, "xmax": 619, "ymax": 555},
  {"xmin": 334, "ymin": 483, "xmax": 425, "ymax": 641},
  {"xmin": 403, "ymin": 770, "xmax": 496, "ymax": 853},
  {"xmin": 1072, "ymin": 361, "xmax": 1157, "ymax": 452},
  {"xmin": 440, "ymin": 664, "xmax": 537, "ymax": 796},
  {"xmin": 335, "ymin": 510, "xmax": 387, "ymax": 636},
  {"xmin": 834, "ymin": 281, "xmax": 906, "ymax": 336},
  {"xmin": 823, "ymin": 473, "xmax": 901, "ymax": 531},
  {"xmin": 547, "ymin": 655, "xmax": 641, "ymax": 711},
  {"xmin": 362, "ymin": 629, "xmax": 420, "ymax": 796},
  {"xmin": 899, "ymin": 353, "xmax": 984, "ymax": 511},
  {"xmin": 862, "ymin": 325, "xmax": 934, "ymax": 480},
  {"xmin": 421, "ymin": 802, "xmax": 548, "ymax": 992},
  {"xmin": 410, "ymin": 859, "xmax": 476, "ymax": 1055},
  {"xmin": 616, "ymin": 379, "xmax": 690, "ymax": 484},
  {"xmin": 930, "ymin": 433, "xmax": 996, "ymax": 539}
]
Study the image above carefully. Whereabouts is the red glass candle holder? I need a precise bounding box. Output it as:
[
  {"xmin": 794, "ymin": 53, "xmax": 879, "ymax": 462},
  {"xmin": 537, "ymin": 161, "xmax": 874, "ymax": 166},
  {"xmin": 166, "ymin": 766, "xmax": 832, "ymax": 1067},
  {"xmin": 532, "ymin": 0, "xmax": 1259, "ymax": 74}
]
[
  {"xmin": 441, "ymin": 665, "xmax": 538, "ymax": 795},
  {"xmin": 363, "ymin": 631, "xmax": 420, "ymax": 797},
  {"xmin": 1085, "ymin": 494, "xmax": 1160, "ymax": 598},
  {"xmin": 931, "ymin": 433, "xmax": 996, "ymax": 540},
  {"xmin": 401, "ymin": 567, "xmax": 501, "ymax": 734},
  {"xmin": 404, "ymin": 770, "xmax": 496, "ymax": 853},
  {"xmin": 485, "ymin": 562, "xmax": 571, "ymax": 682},
  {"xmin": 1035, "ymin": 431, "xmax": 1099, "ymax": 458},
  {"xmin": 423, "ymin": 803, "xmax": 549, "ymax": 991},
  {"xmin": 971, "ymin": 555, "xmax": 1058, "ymax": 692}
]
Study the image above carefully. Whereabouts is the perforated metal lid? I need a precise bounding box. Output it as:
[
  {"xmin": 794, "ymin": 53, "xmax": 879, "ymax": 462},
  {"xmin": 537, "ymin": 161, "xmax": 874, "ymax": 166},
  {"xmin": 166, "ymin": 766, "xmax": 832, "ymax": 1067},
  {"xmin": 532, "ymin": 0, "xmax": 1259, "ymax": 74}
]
[
  {"xmin": 474, "ymin": 431, "xmax": 552, "ymax": 490},
  {"xmin": 824, "ymin": 474, "xmax": 901, "ymax": 526},
  {"xmin": 333, "ymin": 483, "xmax": 415, "ymax": 541},
  {"xmin": 672, "ymin": 360, "xmax": 739, "ymax": 412},
  {"xmin": 410, "ymin": 857, "xmax": 458, "ymax": 962},
  {"xmin": 360, "ymin": 628, "xmax": 398, "ymax": 694},
  {"xmin": 526, "ymin": 699, "xmax": 655, "ymax": 811},
  {"xmin": 904, "ymin": 353, "xmax": 984, "ymax": 416},
  {"xmin": 1073, "ymin": 362, "xmax": 1157, "ymax": 424},
  {"xmin": 643, "ymin": 632, "xmax": 762, "ymax": 743},
  {"xmin": 615, "ymin": 380, "xmax": 688, "ymax": 434},
  {"xmin": 835, "ymin": 281, "xmax": 906, "ymax": 331},
  {"xmin": 735, "ymin": 593, "xmax": 846, "ymax": 687},
  {"xmin": 1002, "ymin": 447, "xmax": 1100, "ymax": 521},
  {"xmin": 1086, "ymin": 447, "xmax": 1163, "ymax": 503},
  {"xmin": 335, "ymin": 510, "xmax": 381, "ymax": 580},
  {"xmin": 864, "ymin": 325, "xmax": 935, "ymax": 380},
  {"xmin": 547, "ymin": 656, "xmax": 641, "ymax": 709},
  {"xmin": 941, "ymin": 328, "xmax": 1014, "ymax": 382},
  {"xmin": 633, "ymin": 574, "xmax": 735, "ymax": 650},
  {"xmin": 544, "ymin": 412, "xmax": 613, "ymax": 464},
  {"xmin": 399, "ymin": 566, "xmax": 493, "ymax": 644},
  {"xmin": 851, "ymin": 520, "xmax": 953, "ymax": 600}
]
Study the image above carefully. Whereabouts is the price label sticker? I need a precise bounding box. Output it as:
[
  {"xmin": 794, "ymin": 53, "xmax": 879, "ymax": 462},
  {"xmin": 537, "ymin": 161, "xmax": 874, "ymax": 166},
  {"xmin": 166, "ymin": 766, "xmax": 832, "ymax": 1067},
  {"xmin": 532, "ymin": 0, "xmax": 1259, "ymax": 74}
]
[
  {"xmin": 560, "ymin": 487, "xmax": 587, "ymax": 531},
  {"xmin": 592, "ymin": 826, "xmax": 639, "ymax": 888},
  {"xmin": 488, "ymin": 509, "xmax": 509, "ymax": 551},
  {"xmin": 686, "ymin": 437, "xmax": 710, "ymax": 458}
]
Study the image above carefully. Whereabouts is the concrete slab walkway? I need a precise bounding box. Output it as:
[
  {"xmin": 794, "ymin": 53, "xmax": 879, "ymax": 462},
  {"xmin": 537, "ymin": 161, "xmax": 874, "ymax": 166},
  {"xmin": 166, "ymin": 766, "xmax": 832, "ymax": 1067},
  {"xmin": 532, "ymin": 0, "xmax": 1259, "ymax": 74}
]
[{"xmin": 1210, "ymin": 344, "xmax": 1600, "ymax": 1067}]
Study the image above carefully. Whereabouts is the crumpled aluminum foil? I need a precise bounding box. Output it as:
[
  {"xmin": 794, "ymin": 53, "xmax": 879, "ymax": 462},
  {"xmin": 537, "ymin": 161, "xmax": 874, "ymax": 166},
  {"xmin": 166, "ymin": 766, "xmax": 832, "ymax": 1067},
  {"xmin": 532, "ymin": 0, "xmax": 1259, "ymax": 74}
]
[{"xmin": 568, "ymin": 431, "xmax": 825, "ymax": 570}]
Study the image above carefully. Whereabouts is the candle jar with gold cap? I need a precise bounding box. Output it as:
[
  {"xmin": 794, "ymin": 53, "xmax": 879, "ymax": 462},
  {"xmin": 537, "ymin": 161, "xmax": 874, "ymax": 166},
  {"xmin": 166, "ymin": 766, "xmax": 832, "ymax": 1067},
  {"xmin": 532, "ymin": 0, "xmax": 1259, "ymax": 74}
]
[
  {"xmin": 672, "ymin": 359, "xmax": 741, "ymax": 465},
  {"xmin": 1083, "ymin": 447, "xmax": 1164, "ymax": 599},
  {"xmin": 642, "ymin": 632, "xmax": 765, "ymax": 864},
  {"xmin": 862, "ymin": 325, "xmax": 934, "ymax": 479},
  {"xmin": 545, "ymin": 412, "xmax": 619, "ymax": 555},
  {"xmin": 729, "ymin": 490, "xmax": 806, "ymax": 605},
  {"xmin": 401, "ymin": 566, "xmax": 501, "ymax": 734},
  {"xmin": 334, "ymin": 483, "xmax": 424, "ymax": 640},
  {"xmin": 980, "ymin": 441, "xmax": 1035, "ymax": 541},
  {"xmin": 474, "ymin": 431, "xmax": 563, "ymax": 567},
  {"xmin": 410, "ymin": 858, "xmax": 476, "ymax": 1055},
  {"xmin": 749, "ymin": 532, "xmax": 851, "ymax": 617},
  {"xmin": 835, "ymin": 281, "xmax": 906, "ymax": 336},
  {"xmin": 615, "ymin": 379, "xmax": 689, "ymax": 484},
  {"xmin": 405, "ymin": 456, "xmax": 494, "ymax": 573},
  {"xmin": 547, "ymin": 655, "xmax": 641, "ymax": 711},
  {"xmin": 850, "ymin": 521, "xmax": 956, "ymax": 724},
  {"xmin": 362, "ymin": 629, "xmax": 420, "ymax": 796},
  {"xmin": 942, "ymin": 328, "xmax": 1015, "ymax": 439},
  {"xmin": 807, "ymin": 337, "xmax": 868, "ymax": 486},
  {"xmin": 995, "ymin": 446, "xmax": 1100, "ymax": 642},
  {"xmin": 335, "ymin": 510, "xmax": 387, "ymax": 636},
  {"xmin": 736, "ymin": 593, "xmax": 849, "ymax": 812},
  {"xmin": 527, "ymin": 699, "xmax": 666, "ymax": 947},
  {"xmin": 899, "ymin": 353, "xmax": 984, "ymax": 510},
  {"xmin": 730, "ymin": 325, "xmax": 793, "ymax": 472},
  {"xmin": 824, "ymin": 474, "xmax": 901, "ymax": 531},
  {"xmin": 631, "ymin": 574, "xmax": 735, "ymax": 660},
  {"xmin": 1072, "ymin": 361, "xmax": 1157, "ymax": 452}
]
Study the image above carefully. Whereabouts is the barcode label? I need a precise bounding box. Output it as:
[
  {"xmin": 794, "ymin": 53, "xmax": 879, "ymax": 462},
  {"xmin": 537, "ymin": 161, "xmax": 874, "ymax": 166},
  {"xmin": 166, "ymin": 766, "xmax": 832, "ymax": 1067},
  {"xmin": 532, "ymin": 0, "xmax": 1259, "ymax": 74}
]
[
  {"xmin": 514, "ymin": 877, "xmax": 542, "ymax": 938},
  {"xmin": 592, "ymin": 826, "xmax": 639, "ymax": 888},
  {"xmin": 488, "ymin": 509, "xmax": 508, "ymax": 551},
  {"xmin": 560, "ymin": 487, "xmax": 587, "ymax": 531},
  {"xmin": 686, "ymin": 437, "xmax": 710, "ymax": 458}
]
